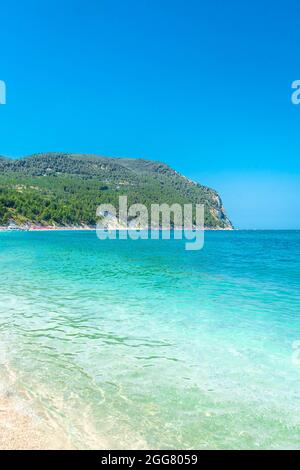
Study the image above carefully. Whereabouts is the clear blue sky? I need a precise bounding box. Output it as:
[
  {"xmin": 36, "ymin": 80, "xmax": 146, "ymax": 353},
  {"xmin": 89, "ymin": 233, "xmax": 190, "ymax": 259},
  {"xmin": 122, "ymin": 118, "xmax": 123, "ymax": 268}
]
[{"xmin": 0, "ymin": 0, "xmax": 299, "ymax": 229}]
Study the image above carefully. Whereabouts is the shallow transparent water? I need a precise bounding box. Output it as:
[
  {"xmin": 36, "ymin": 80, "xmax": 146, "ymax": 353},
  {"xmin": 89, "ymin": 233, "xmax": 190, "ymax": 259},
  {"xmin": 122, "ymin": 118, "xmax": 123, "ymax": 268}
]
[{"xmin": 0, "ymin": 231, "xmax": 300, "ymax": 449}]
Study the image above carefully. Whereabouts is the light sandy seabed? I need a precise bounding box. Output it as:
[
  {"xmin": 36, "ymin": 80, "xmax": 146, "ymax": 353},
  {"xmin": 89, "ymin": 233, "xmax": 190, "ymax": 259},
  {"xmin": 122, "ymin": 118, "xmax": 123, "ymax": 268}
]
[{"xmin": 0, "ymin": 395, "xmax": 74, "ymax": 450}]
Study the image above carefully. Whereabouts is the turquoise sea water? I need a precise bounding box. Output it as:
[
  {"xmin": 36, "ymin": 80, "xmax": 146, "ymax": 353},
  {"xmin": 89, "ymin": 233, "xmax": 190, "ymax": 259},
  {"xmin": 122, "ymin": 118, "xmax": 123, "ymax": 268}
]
[{"xmin": 0, "ymin": 230, "xmax": 300, "ymax": 449}]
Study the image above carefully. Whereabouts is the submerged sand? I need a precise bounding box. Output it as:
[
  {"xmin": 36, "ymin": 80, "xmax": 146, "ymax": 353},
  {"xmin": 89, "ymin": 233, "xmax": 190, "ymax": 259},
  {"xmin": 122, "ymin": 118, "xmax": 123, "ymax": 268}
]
[{"xmin": 0, "ymin": 394, "xmax": 74, "ymax": 450}]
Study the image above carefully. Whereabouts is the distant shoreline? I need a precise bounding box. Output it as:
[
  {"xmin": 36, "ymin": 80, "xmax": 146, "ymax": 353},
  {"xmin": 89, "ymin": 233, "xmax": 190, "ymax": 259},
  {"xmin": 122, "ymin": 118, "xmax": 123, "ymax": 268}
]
[
  {"xmin": 0, "ymin": 226, "xmax": 95, "ymax": 232},
  {"xmin": 0, "ymin": 226, "xmax": 234, "ymax": 232}
]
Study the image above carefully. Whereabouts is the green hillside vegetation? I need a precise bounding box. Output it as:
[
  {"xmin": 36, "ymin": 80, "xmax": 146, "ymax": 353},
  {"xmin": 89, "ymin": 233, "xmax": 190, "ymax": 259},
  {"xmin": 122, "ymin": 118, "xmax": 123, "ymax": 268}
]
[{"xmin": 0, "ymin": 153, "xmax": 233, "ymax": 228}]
